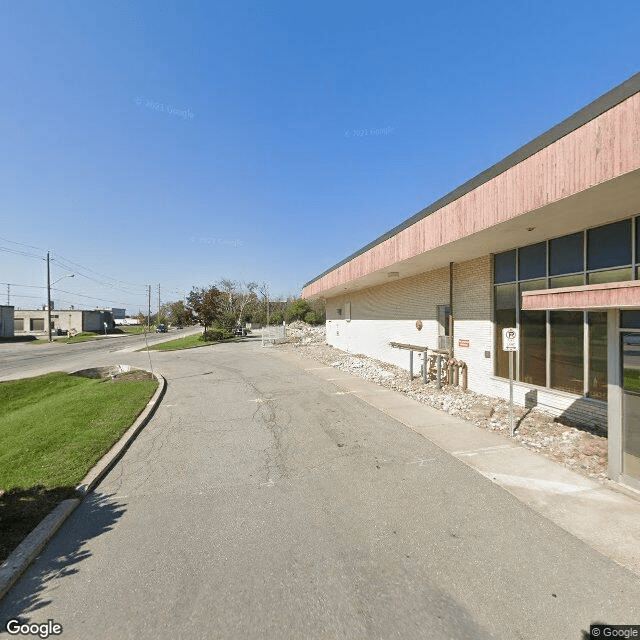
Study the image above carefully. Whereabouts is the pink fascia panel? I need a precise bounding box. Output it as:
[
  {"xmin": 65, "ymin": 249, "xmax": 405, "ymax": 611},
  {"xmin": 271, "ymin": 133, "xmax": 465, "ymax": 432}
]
[
  {"xmin": 522, "ymin": 280, "xmax": 640, "ymax": 310},
  {"xmin": 304, "ymin": 92, "xmax": 640, "ymax": 299}
]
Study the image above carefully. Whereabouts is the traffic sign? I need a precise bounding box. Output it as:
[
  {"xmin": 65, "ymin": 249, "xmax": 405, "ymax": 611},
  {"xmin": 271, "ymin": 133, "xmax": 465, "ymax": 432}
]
[{"xmin": 502, "ymin": 327, "xmax": 519, "ymax": 351}]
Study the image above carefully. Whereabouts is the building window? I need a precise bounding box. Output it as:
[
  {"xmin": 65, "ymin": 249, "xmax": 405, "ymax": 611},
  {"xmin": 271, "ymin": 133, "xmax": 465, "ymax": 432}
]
[
  {"xmin": 588, "ymin": 219, "xmax": 632, "ymax": 271},
  {"xmin": 493, "ymin": 216, "xmax": 640, "ymax": 397},
  {"xmin": 550, "ymin": 311, "xmax": 584, "ymax": 395},
  {"xmin": 494, "ymin": 250, "xmax": 516, "ymax": 284},
  {"xmin": 14, "ymin": 318, "xmax": 24, "ymax": 331},
  {"xmin": 494, "ymin": 284, "xmax": 516, "ymax": 378},
  {"xmin": 588, "ymin": 312, "xmax": 608, "ymax": 400},
  {"xmin": 518, "ymin": 242, "xmax": 546, "ymax": 280},
  {"xmin": 549, "ymin": 232, "xmax": 583, "ymax": 276},
  {"xmin": 30, "ymin": 318, "xmax": 44, "ymax": 331}
]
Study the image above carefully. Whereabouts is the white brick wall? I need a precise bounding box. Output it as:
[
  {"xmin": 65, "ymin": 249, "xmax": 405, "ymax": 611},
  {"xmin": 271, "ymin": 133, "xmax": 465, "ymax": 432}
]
[{"xmin": 325, "ymin": 255, "xmax": 607, "ymax": 431}]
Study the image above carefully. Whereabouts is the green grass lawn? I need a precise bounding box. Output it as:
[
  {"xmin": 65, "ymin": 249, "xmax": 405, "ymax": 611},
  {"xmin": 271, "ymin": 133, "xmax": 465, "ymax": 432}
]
[
  {"xmin": 146, "ymin": 332, "xmax": 232, "ymax": 351},
  {"xmin": 0, "ymin": 372, "xmax": 158, "ymax": 490},
  {"xmin": 118, "ymin": 325, "xmax": 149, "ymax": 334},
  {"xmin": 0, "ymin": 371, "xmax": 158, "ymax": 563}
]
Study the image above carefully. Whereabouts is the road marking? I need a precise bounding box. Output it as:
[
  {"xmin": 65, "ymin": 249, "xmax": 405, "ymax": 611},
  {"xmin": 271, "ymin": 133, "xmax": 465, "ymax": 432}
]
[
  {"xmin": 260, "ymin": 479, "xmax": 275, "ymax": 487},
  {"xmin": 452, "ymin": 445, "xmax": 515, "ymax": 457},
  {"xmin": 334, "ymin": 391, "xmax": 356, "ymax": 395},
  {"xmin": 250, "ymin": 398, "xmax": 265, "ymax": 403},
  {"xmin": 407, "ymin": 458, "xmax": 436, "ymax": 466}
]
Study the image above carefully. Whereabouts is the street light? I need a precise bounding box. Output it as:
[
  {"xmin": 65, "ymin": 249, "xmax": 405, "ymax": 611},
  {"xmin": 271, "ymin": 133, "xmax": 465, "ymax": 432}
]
[{"xmin": 46, "ymin": 251, "xmax": 74, "ymax": 342}]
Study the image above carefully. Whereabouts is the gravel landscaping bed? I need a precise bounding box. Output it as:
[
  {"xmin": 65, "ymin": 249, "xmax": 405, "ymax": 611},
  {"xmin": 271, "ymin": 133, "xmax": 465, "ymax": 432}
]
[{"xmin": 276, "ymin": 321, "xmax": 608, "ymax": 483}]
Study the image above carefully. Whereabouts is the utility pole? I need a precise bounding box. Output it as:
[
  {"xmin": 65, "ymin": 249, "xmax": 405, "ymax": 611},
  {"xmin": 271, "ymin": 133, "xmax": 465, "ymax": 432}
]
[
  {"xmin": 158, "ymin": 284, "xmax": 161, "ymax": 321},
  {"xmin": 6, "ymin": 284, "xmax": 9, "ymax": 305},
  {"xmin": 147, "ymin": 285, "xmax": 151, "ymax": 330},
  {"xmin": 47, "ymin": 251, "xmax": 52, "ymax": 342}
]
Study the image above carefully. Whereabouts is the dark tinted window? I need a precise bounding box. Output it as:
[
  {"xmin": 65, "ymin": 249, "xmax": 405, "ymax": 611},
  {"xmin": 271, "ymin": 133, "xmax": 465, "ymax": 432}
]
[
  {"xmin": 550, "ymin": 311, "xmax": 584, "ymax": 394},
  {"xmin": 621, "ymin": 311, "xmax": 640, "ymax": 329},
  {"xmin": 518, "ymin": 242, "xmax": 546, "ymax": 280},
  {"xmin": 549, "ymin": 233, "xmax": 583, "ymax": 276},
  {"xmin": 494, "ymin": 250, "xmax": 516, "ymax": 283},
  {"xmin": 587, "ymin": 219, "xmax": 631, "ymax": 270}
]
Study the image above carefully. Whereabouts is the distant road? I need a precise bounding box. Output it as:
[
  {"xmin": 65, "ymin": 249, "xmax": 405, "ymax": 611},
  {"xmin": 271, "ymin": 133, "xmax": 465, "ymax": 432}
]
[
  {"xmin": 1, "ymin": 339, "xmax": 638, "ymax": 639},
  {"xmin": 0, "ymin": 326, "xmax": 201, "ymax": 381}
]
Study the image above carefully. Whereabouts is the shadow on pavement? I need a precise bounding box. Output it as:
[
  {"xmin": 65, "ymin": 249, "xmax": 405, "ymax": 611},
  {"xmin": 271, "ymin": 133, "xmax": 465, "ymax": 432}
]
[
  {"xmin": 0, "ymin": 491, "xmax": 126, "ymax": 631},
  {"xmin": 0, "ymin": 486, "xmax": 78, "ymax": 565}
]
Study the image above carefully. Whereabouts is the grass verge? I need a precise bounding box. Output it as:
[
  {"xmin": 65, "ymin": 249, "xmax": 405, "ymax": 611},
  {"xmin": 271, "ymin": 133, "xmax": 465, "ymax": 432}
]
[
  {"xmin": 0, "ymin": 371, "xmax": 158, "ymax": 563},
  {"xmin": 145, "ymin": 332, "xmax": 238, "ymax": 351}
]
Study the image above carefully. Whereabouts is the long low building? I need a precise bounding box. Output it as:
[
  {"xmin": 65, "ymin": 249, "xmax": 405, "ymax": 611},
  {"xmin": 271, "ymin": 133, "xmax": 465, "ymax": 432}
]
[
  {"xmin": 14, "ymin": 308, "xmax": 115, "ymax": 335},
  {"xmin": 303, "ymin": 72, "xmax": 640, "ymax": 490}
]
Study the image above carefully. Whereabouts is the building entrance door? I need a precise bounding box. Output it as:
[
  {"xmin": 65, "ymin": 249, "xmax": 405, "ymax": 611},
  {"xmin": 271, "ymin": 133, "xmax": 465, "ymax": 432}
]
[{"xmin": 621, "ymin": 333, "xmax": 640, "ymax": 481}]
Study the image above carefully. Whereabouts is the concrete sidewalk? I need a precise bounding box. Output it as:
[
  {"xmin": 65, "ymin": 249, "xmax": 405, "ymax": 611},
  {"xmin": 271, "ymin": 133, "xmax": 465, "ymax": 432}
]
[{"xmin": 272, "ymin": 348, "xmax": 640, "ymax": 576}]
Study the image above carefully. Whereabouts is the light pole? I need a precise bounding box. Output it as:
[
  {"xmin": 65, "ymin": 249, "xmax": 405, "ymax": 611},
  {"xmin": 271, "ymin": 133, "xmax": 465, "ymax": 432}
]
[{"xmin": 47, "ymin": 251, "xmax": 74, "ymax": 342}]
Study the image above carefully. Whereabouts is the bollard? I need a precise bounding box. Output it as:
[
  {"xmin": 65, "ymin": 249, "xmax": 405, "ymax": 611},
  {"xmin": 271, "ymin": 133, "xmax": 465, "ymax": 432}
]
[
  {"xmin": 461, "ymin": 363, "xmax": 468, "ymax": 391},
  {"xmin": 453, "ymin": 361, "xmax": 459, "ymax": 387},
  {"xmin": 448, "ymin": 360, "xmax": 454, "ymax": 386},
  {"xmin": 436, "ymin": 354, "xmax": 442, "ymax": 390},
  {"xmin": 409, "ymin": 350, "xmax": 413, "ymax": 381},
  {"xmin": 423, "ymin": 350, "xmax": 428, "ymax": 383}
]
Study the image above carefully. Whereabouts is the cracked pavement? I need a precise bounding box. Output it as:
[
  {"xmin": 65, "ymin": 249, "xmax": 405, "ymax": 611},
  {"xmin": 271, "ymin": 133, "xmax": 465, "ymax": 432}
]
[{"xmin": 1, "ymin": 337, "xmax": 639, "ymax": 639}]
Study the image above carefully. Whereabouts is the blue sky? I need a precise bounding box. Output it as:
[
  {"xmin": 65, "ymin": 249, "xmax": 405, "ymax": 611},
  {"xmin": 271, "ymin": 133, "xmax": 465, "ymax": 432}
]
[{"xmin": 1, "ymin": 1, "xmax": 639, "ymax": 314}]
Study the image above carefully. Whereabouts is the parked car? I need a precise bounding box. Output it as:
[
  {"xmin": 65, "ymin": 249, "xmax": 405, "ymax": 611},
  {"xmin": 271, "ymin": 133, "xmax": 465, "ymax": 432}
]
[
  {"xmin": 156, "ymin": 324, "xmax": 167, "ymax": 333},
  {"xmin": 233, "ymin": 326, "xmax": 247, "ymax": 336}
]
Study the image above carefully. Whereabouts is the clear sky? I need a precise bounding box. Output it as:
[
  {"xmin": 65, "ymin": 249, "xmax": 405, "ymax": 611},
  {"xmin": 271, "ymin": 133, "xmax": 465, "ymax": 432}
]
[{"xmin": 1, "ymin": 1, "xmax": 639, "ymax": 314}]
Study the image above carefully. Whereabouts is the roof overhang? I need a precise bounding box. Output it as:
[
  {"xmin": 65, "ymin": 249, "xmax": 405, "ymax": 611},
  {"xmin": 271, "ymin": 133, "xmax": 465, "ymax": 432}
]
[
  {"xmin": 303, "ymin": 73, "xmax": 640, "ymax": 301},
  {"xmin": 522, "ymin": 280, "xmax": 640, "ymax": 311}
]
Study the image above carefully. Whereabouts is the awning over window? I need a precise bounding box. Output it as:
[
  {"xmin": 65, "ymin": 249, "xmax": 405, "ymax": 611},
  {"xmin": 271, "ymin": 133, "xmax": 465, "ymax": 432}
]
[{"xmin": 522, "ymin": 280, "xmax": 640, "ymax": 310}]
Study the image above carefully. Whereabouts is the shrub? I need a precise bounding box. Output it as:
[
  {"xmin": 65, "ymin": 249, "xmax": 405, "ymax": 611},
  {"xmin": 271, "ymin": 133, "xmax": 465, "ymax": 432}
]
[
  {"xmin": 284, "ymin": 299, "xmax": 311, "ymax": 323},
  {"xmin": 304, "ymin": 311, "xmax": 322, "ymax": 325},
  {"xmin": 202, "ymin": 328, "xmax": 230, "ymax": 342},
  {"xmin": 269, "ymin": 311, "xmax": 283, "ymax": 325},
  {"xmin": 216, "ymin": 312, "xmax": 237, "ymax": 333}
]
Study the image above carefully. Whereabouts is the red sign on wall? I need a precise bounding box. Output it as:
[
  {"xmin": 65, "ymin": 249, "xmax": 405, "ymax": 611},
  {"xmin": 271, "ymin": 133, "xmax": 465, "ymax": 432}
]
[{"xmin": 458, "ymin": 339, "xmax": 470, "ymax": 348}]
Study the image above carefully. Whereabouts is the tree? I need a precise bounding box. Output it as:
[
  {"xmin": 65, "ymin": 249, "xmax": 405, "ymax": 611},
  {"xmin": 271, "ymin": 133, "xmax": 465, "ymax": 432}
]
[
  {"xmin": 186, "ymin": 286, "xmax": 224, "ymax": 333},
  {"xmin": 218, "ymin": 279, "xmax": 258, "ymax": 326},
  {"xmin": 284, "ymin": 299, "xmax": 311, "ymax": 323},
  {"xmin": 165, "ymin": 300, "xmax": 192, "ymax": 327}
]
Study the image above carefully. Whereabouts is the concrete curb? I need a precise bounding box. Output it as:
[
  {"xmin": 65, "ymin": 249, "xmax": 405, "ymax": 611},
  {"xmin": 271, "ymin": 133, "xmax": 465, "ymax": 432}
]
[{"xmin": 0, "ymin": 369, "xmax": 166, "ymax": 602}]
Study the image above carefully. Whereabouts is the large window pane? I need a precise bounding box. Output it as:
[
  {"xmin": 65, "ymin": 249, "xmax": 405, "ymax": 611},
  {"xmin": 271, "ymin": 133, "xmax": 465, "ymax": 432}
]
[
  {"xmin": 550, "ymin": 274, "xmax": 584, "ymax": 289},
  {"xmin": 518, "ymin": 242, "xmax": 546, "ymax": 280},
  {"xmin": 588, "ymin": 312, "xmax": 607, "ymax": 400},
  {"xmin": 520, "ymin": 310, "xmax": 546, "ymax": 386},
  {"xmin": 588, "ymin": 267, "xmax": 633, "ymax": 285},
  {"xmin": 621, "ymin": 311, "xmax": 640, "ymax": 329},
  {"xmin": 495, "ymin": 284, "xmax": 516, "ymax": 378},
  {"xmin": 587, "ymin": 219, "xmax": 631, "ymax": 270},
  {"xmin": 549, "ymin": 233, "xmax": 583, "ymax": 276},
  {"xmin": 550, "ymin": 311, "xmax": 584, "ymax": 394},
  {"xmin": 494, "ymin": 251, "xmax": 516, "ymax": 283}
]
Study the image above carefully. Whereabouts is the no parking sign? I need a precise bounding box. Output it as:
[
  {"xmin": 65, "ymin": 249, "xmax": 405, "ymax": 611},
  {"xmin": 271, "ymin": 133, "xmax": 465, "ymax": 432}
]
[{"xmin": 502, "ymin": 327, "xmax": 519, "ymax": 351}]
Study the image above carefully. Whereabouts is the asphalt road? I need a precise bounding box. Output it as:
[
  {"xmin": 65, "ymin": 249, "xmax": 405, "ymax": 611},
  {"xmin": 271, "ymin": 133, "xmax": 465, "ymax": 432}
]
[{"xmin": 1, "ymin": 338, "xmax": 639, "ymax": 639}]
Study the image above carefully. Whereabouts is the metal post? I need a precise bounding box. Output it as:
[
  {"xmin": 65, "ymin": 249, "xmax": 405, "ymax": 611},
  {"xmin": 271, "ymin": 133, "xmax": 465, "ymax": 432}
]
[
  {"xmin": 422, "ymin": 350, "xmax": 428, "ymax": 383},
  {"xmin": 436, "ymin": 354, "xmax": 442, "ymax": 390},
  {"xmin": 47, "ymin": 251, "xmax": 52, "ymax": 342},
  {"xmin": 147, "ymin": 285, "xmax": 151, "ymax": 330},
  {"xmin": 509, "ymin": 350, "xmax": 515, "ymax": 436},
  {"xmin": 409, "ymin": 350, "xmax": 413, "ymax": 381}
]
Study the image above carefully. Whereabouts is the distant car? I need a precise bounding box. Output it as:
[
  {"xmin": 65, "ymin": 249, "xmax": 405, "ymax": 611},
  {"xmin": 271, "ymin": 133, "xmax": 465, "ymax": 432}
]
[
  {"xmin": 233, "ymin": 326, "xmax": 247, "ymax": 336},
  {"xmin": 156, "ymin": 324, "xmax": 167, "ymax": 333}
]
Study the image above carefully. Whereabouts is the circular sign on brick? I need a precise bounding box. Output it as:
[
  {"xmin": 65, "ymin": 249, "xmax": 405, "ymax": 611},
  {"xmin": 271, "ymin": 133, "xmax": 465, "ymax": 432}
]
[{"xmin": 415, "ymin": 320, "xmax": 423, "ymax": 331}]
